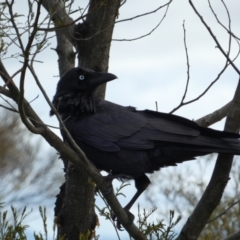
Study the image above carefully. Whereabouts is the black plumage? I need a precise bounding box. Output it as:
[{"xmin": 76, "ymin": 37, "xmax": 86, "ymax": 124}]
[{"xmin": 51, "ymin": 67, "xmax": 240, "ymax": 220}]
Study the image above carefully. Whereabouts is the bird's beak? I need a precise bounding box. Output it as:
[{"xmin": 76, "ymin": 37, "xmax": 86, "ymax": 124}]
[{"xmin": 89, "ymin": 72, "xmax": 117, "ymax": 89}]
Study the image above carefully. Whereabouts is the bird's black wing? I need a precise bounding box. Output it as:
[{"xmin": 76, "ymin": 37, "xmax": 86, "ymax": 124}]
[{"xmin": 64, "ymin": 100, "xmax": 234, "ymax": 153}]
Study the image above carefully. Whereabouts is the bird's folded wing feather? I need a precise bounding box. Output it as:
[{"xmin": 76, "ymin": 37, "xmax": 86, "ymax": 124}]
[{"xmin": 65, "ymin": 100, "xmax": 220, "ymax": 152}]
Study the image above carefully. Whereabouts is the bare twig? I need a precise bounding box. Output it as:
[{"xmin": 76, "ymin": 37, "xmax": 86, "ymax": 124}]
[
  {"xmin": 97, "ymin": 191, "xmax": 121, "ymax": 240},
  {"xmin": 115, "ymin": 0, "xmax": 172, "ymax": 23},
  {"xmin": 171, "ymin": 1, "xmax": 239, "ymax": 114},
  {"xmin": 208, "ymin": 0, "xmax": 240, "ymax": 62},
  {"xmin": 27, "ymin": 64, "xmax": 89, "ymax": 163},
  {"xmin": 170, "ymin": 59, "xmax": 229, "ymax": 113},
  {"xmin": 28, "ymin": 95, "xmax": 39, "ymax": 104},
  {"xmin": 189, "ymin": 0, "xmax": 240, "ymax": 75},
  {"xmin": 207, "ymin": 199, "xmax": 240, "ymax": 224},
  {"xmin": 155, "ymin": 101, "xmax": 158, "ymax": 112},
  {"xmin": 6, "ymin": 0, "xmax": 25, "ymax": 52},
  {"xmin": 0, "ymin": 103, "xmax": 18, "ymax": 113},
  {"xmin": 224, "ymin": 230, "xmax": 240, "ymax": 240},
  {"xmin": 2, "ymin": 68, "xmax": 23, "ymax": 89},
  {"xmin": 120, "ymin": 0, "xmax": 127, "ymax": 7},
  {"xmin": 113, "ymin": 3, "xmax": 170, "ymax": 42},
  {"xmin": 14, "ymin": 0, "xmax": 45, "ymax": 134},
  {"xmin": 0, "ymin": 94, "xmax": 18, "ymax": 112},
  {"xmin": 169, "ymin": 21, "xmax": 190, "ymax": 114},
  {"xmin": 208, "ymin": 0, "xmax": 240, "ymax": 41},
  {"xmin": 38, "ymin": 1, "xmax": 101, "ymax": 32}
]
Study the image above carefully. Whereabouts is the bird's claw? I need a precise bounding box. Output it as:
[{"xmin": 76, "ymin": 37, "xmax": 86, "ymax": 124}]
[{"xmin": 112, "ymin": 208, "xmax": 135, "ymax": 231}]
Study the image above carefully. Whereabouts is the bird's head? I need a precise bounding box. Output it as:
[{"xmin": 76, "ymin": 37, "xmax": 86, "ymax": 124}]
[
  {"xmin": 55, "ymin": 67, "xmax": 117, "ymax": 95},
  {"xmin": 50, "ymin": 67, "xmax": 117, "ymax": 116}
]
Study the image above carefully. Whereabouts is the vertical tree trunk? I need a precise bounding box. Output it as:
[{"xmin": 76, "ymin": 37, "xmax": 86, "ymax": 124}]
[
  {"xmin": 75, "ymin": 0, "xmax": 121, "ymax": 98},
  {"xmin": 56, "ymin": 1, "xmax": 121, "ymax": 239}
]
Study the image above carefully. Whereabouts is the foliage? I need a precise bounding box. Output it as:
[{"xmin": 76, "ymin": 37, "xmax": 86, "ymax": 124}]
[
  {"xmin": 0, "ymin": 201, "xmax": 180, "ymax": 240},
  {"xmin": 137, "ymin": 208, "xmax": 181, "ymax": 240},
  {"xmin": 95, "ymin": 182, "xmax": 180, "ymax": 240},
  {"xmin": 0, "ymin": 204, "xmax": 55, "ymax": 240}
]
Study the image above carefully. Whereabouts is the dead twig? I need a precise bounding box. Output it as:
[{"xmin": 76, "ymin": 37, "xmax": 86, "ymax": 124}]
[
  {"xmin": 189, "ymin": 0, "xmax": 240, "ymax": 75},
  {"xmin": 113, "ymin": 3, "xmax": 170, "ymax": 42},
  {"xmin": 207, "ymin": 199, "xmax": 240, "ymax": 224},
  {"xmin": 169, "ymin": 21, "xmax": 190, "ymax": 114},
  {"xmin": 115, "ymin": 0, "xmax": 172, "ymax": 23}
]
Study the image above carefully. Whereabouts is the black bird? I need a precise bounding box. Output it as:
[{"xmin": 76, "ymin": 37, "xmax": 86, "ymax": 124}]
[{"xmin": 51, "ymin": 67, "xmax": 240, "ymax": 224}]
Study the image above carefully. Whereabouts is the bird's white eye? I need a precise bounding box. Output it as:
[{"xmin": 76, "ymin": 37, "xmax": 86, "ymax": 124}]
[{"xmin": 79, "ymin": 75, "xmax": 85, "ymax": 80}]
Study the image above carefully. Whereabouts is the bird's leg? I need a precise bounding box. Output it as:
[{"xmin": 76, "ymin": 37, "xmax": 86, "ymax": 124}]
[
  {"xmin": 113, "ymin": 174, "xmax": 151, "ymax": 230},
  {"xmin": 125, "ymin": 174, "xmax": 151, "ymax": 210}
]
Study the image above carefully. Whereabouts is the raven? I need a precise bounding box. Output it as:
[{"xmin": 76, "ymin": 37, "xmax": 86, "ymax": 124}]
[{"xmin": 51, "ymin": 67, "xmax": 240, "ymax": 224}]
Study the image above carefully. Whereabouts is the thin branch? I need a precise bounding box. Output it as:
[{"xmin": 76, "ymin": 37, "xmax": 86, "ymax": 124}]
[
  {"xmin": 27, "ymin": 117, "xmax": 61, "ymax": 130},
  {"xmin": 208, "ymin": 0, "xmax": 240, "ymax": 62},
  {"xmin": 169, "ymin": 21, "xmax": 190, "ymax": 114},
  {"xmin": 27, "ymin": 64, "xmax": 88, "ymax": 163},
  {"xmin": 6, "ymin": 0, "xmax": 25, "ymax": 52},
  {"xmin": 113, "ymin": 3, "xmax": 170, "ymax": 42},
  {"xmin": 189, "ymin": 0, "xmax": 240, "ymax": 75},
  {"xmin": 28, "ymin": 95, "xmax": 39, "ymax": 104},
  {"xmin": 224, "ymin": 231, "xmax": 240, "ymax": 240},
  {"xmin": 120, "ymin": 0, "xmax": 127, "ymax": 7},
  {"xmin": 181, "ymin": 21, "xmax": 190, "ymax": 103},
  {"xmin": 155, "ymin": 101, "xmax": 158, "ymax": 112},
  {"xmin": 0, "ymin": 103, "xmax": 18, "ymax": 113},
  {"xmin": 208, "ymin": 0, "xmax": 240, "ymax": 41},
  {"xmin": 170, "ymin": 62, "xmax": 229, "ymax": 113},
  {"xmin": 17, "ymin": 0, "xmax": 45, "ymax": 134},
  {"xmin": 0, "ymin": 94, "xmax": 18, "ymax": 112},
  {"xmin": 38, "ymin": 1, "xmax": 101, "ymax": 32},
  {"xmin": 171, "ymin": 1, "xmax": 239, "ymax": 114},
  {"xmin": 2, "ymin": 68, "xmax": 23, "ymax": 89},
  {"xmin": 115, "ymin": 0, "xmax": 172, "ymax": 23},
  {"xmin": 207, "ymin": 199, "xmax": 240, "ymax": 224},
  {"xmin": 223, "ymin": 0, "xmax": 233, "ymax": 74},
  {"xmin": 97, "ymin": 191, "xmax": 121, "ymax": 240}
]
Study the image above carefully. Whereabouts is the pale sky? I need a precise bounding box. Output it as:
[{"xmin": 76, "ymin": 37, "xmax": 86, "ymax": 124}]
[{"xmin": 1, "ymin": 0, "xmax": 240, "ymax": 239}]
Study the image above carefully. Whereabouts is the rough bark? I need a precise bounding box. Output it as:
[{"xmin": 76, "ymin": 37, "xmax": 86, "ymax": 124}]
[
  {"xmin": 41, "ymin": 1, "xmax": 121, "ymax": 239},
  {"xmin": 74, "ymin": 0, "xmax": 121, "ymax": 98}
]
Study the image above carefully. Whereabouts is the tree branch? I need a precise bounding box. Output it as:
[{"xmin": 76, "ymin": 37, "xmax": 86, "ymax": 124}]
[
  {"xmin": 195, "ymin": 101, "xmax": 233, "ymax": 127},
  {"xmin": 189, "ymin": 0, "xmax": 240, "ymax": 75},
  {"xmin": 177, "ymin": 78, "xmax": 240, "ymax": 240},
  {"xmin": 207, "ymin": 199, "xmax": 240, "ymax": 224},
  {"xmin": 41, "ymin": 0, "xmax": 76, "ymax": 45},
  {"xmin": 113, "ymin": 2, "xmax": 170, "ymax": 42},
  {"xmin": 115, "ymin": 0, "xmax": 172, "ymax": 23},
  {"xmin": 224, "ymin": 231, "xmax": 240, "ymax": 240},
  {"xmin": 169, "ymin": 21, "xmax": 190, "ymax": 114},
  {"xmin": 208, "ymin": 0, "xmax": 240, "ymax": 41}
]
